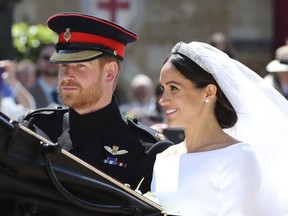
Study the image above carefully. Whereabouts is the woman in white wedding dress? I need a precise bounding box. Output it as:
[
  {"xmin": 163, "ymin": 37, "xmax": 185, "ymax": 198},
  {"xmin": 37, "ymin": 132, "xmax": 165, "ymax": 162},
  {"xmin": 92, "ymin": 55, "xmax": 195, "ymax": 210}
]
[{"xmin": 151, "ymin": 41, "xmax": 288, "ymax": 216}]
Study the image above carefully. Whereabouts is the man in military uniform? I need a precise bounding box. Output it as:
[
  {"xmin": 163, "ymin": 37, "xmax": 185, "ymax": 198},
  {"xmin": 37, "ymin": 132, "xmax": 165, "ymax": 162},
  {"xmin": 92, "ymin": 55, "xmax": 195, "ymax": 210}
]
[{"xmin": 19, "ymin": 12, "xmax": 171, "ymax": 195}]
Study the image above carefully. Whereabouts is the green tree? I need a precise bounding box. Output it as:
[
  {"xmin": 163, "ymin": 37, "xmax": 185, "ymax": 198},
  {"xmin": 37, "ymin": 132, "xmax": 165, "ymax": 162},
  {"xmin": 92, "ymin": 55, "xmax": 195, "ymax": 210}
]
[{"xmin": 12, "ymin": 22, "xmax": 57, "ymax": 61}]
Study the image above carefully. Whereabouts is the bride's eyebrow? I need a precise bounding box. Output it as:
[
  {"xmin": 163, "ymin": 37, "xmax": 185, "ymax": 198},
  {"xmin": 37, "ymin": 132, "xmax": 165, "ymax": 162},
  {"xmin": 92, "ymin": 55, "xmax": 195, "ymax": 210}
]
[{"xmin": 165, "ymin": 81, "xmax": 181, "ymax": 86}]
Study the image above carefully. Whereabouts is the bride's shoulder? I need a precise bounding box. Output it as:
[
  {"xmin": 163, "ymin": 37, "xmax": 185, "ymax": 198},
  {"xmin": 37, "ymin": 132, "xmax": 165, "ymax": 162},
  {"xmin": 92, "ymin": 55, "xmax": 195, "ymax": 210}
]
[{"xmin": 158, "ymin": 142, "xmax": 185, "ymax": 157}]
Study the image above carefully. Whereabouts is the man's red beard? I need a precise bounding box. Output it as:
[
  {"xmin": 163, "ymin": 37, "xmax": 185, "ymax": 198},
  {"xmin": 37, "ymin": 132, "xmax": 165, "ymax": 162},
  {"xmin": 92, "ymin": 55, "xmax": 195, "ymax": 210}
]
[{"xmin": 60, "ymin": 80, "xmax": 102, "ymax": 110}]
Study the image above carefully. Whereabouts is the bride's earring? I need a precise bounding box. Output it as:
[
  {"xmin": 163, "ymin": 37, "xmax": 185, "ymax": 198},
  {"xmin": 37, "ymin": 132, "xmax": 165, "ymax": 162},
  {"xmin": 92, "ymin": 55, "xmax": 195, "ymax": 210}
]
[{"xmin": 204, "ymin": 98, "xmax": 210, "ymax": 103}]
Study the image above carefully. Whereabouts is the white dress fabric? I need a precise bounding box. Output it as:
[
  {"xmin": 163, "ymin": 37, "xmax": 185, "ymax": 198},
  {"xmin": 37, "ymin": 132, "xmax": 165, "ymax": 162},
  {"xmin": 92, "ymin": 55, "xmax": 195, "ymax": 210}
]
[{"xmin": 151, "ymin": 143, "xmax": 263, "ymax": 216}]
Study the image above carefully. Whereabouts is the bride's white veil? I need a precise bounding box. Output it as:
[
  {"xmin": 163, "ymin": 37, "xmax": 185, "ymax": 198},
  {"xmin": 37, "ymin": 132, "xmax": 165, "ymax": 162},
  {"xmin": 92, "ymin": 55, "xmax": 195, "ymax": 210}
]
[{"xmin": 172, "ymin": 41, "xmax": 288, "ymax": 214}]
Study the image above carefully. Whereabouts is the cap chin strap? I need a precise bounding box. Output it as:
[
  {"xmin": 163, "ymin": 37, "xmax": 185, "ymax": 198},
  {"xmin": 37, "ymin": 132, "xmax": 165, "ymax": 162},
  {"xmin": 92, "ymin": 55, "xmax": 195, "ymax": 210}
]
[{"xmin": 56, "ymin": 43, "xmax": 117, "ymax": 56}]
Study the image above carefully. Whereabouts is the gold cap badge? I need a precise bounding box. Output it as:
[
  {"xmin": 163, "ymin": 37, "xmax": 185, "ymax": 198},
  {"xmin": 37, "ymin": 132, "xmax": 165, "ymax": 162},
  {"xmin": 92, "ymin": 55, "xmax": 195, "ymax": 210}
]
[{"xmin": 63, "ymin": 28, "xmax": 71, "ymax": 42}]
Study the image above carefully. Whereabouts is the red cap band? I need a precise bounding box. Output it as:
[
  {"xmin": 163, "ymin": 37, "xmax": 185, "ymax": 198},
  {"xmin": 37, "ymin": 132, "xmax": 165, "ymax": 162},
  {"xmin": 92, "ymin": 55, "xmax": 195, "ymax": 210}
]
[{"xmin": 58, "ymin": 31, "xmax": 125, "ymax": 58}]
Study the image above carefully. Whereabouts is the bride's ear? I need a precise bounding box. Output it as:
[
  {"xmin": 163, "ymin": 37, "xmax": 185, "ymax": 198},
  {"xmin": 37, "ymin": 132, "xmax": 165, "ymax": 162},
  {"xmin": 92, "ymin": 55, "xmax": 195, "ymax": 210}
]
[{"xmin": 204, "ymin": 84, "xmax": 217, "ymax": 101}]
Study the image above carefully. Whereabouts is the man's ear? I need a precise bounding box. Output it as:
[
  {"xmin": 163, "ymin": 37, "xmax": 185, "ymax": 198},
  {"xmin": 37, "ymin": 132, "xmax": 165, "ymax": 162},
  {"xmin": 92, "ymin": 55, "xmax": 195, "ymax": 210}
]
[{"xmin": 105, "ymin": 61, "xmax": 118, "ymax": 82}]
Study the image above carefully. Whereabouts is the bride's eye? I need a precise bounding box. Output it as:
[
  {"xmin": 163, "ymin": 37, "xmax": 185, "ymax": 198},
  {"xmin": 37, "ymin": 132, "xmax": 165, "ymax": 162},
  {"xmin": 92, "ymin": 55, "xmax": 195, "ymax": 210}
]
[{"xmin": 170, "ymin": 85, "xmax": 178, "ymax": 91}]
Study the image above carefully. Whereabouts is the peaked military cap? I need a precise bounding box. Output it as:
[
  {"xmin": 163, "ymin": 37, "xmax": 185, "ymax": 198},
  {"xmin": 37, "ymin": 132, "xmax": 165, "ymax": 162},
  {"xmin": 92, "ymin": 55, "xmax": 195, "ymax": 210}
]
[{"xmin": 46, "ymin": 12, "xmax": 138, "ymax": 63}]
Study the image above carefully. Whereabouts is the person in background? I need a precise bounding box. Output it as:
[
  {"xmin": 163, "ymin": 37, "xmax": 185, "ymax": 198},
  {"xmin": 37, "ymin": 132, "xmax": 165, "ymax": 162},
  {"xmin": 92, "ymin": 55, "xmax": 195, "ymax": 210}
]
[
  {"xmin": 120, "ymin": 73, "xmax": 156, "ymax": 121},
  {"xmin": 15, "ymin": 59, "xmax": 36, "ymax": 88},
  {"xmin": 0, "ymin": 60, "xmax": 36, "ymax": 120},
  {"xmin": 28, "ymin": 44, "xmax": 62, "ymax": 108},
  {"xmin": 208, "ymin": 32, "xmax": 237, "ymax": 58},
  {"xmin": 144, "ymin": 83, "xmax": 168, "ymax": 130},
  {"xmin": 151, "ymin": 41, "xmax": 288, "ymax": 215},
  {"xmin": 265, "ymin": 45, "xmax": 288, "ymax": 99}
]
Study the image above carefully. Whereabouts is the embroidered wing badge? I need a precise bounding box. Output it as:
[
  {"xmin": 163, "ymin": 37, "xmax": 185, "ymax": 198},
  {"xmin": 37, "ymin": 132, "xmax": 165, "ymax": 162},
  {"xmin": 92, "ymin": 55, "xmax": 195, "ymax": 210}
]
[{"xmin": 104, "ymin": 145, "xmax": 128, "ymax": 155}]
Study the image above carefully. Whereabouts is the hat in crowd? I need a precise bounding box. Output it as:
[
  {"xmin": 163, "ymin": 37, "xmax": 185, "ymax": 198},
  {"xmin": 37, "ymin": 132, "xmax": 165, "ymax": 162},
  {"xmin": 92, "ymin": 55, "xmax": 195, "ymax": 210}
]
[
  {"xmin": 266, "ymin": 45, "xmax": 288, "ymax": 73},
  {"xmin": 46, "ymin": 12, "xmax": 138, "ymax": 63},
  {"xmin": 131, "ymin": 74, "xmax": 153, "ymax": 89}
]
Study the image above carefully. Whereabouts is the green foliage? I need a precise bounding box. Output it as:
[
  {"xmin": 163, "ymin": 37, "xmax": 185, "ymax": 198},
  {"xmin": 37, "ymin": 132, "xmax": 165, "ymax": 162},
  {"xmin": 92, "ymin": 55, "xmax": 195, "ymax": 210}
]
[{"xmin": 12, "ymin": 22, "xmax": 57, "ymax": 61}]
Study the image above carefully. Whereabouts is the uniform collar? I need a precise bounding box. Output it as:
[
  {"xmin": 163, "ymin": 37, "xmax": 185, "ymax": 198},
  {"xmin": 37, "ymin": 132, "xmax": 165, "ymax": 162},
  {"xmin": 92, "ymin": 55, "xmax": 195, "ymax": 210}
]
[{"xmin": 69, "ymin": 95, "xmax": 122, "ymax": 134}]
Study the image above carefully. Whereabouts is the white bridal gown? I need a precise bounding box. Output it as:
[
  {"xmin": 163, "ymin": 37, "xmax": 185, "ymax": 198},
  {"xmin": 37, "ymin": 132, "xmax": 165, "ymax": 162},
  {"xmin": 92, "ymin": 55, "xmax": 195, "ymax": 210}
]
[{"xmin": 151, "ymin": 143, "xmax": 266, "ymax": 216}]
